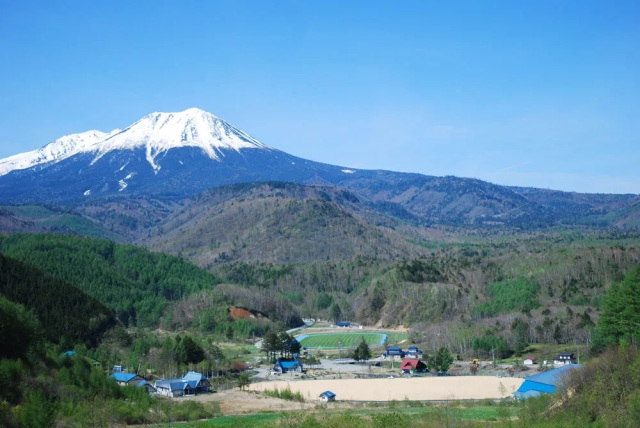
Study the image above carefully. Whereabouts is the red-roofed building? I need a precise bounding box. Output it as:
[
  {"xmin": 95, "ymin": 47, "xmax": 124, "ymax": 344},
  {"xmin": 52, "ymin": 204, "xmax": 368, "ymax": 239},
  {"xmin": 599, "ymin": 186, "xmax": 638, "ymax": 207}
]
[{"xmin": 400, "ymin": 359, "xmax": 428, "ymax": 374}]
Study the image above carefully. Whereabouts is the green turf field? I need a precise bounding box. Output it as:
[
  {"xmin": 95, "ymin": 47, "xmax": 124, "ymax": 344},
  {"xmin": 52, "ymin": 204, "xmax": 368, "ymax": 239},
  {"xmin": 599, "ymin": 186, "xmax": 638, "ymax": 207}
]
[{"xmin": 295, "ymin": 332, "xmax": 386, "ymax": 349}]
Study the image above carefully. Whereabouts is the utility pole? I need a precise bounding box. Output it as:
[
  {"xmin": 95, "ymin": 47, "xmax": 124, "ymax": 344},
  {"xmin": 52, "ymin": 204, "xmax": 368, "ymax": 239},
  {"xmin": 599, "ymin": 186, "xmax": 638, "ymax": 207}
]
[{"xmin": 492, "ymin": 348, "xmax": 495, "ymax": 367}]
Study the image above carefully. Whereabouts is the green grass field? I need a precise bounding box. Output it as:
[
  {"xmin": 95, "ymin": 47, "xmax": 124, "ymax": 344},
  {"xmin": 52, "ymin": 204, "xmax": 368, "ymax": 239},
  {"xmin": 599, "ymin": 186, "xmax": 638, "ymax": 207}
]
[
  {"xmin": 295, "ymin": 332, "xmax": 386, "ymax": 349},
  {"xmin": 163, "ymin": 403, "xmax": 519, "ymax": 427}
]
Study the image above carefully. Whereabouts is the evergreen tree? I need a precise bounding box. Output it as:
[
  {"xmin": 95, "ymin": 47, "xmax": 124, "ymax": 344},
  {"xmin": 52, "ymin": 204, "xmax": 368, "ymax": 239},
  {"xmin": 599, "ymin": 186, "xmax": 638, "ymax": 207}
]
[
  {"xmin": 512, "ymin": 318, "xmax": 530, "ymax": 356},
  {"xmin": 330, "ymin": 303, "xmax": 342, "ymax": 323},
  {"xmin": 261, "ymin": 330, "xmax": 279, "ymax": 363},
  {"xmin": 428, "ymin": 347, "xmax": 453, "ymax": 373},
  {"xmin": 353, "ymin": 338, "xmax": 371, "ymax": 362},
  {"xmin": 596, "ymin": 264, "xmax": 640, "ymax": 347}
]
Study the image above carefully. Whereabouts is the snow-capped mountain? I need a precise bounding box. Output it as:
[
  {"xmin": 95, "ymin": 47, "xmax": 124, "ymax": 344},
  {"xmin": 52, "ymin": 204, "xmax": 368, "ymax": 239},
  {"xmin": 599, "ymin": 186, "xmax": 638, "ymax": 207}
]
[
  {"xmin": 0, "ymin": 108, "xmax": 361, "ymax": 203},
  {"xmin": 0, "ymin": 107, "xmax": 638, "ymax": 230},
  {"xmin": 0, "ymin": 108, "xmax": 267, "ymax": 176}
]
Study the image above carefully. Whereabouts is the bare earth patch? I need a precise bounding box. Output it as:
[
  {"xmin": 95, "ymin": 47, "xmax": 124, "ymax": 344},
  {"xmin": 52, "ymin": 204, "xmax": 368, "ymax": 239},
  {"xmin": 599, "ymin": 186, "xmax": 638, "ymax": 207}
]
[
  {"xmin": 249, "ymin": 376, "xmax": 523, "ymax": 401},
  {"xmin": 181, "ymin": 389, "xmax": 349, "ymax": 414}
]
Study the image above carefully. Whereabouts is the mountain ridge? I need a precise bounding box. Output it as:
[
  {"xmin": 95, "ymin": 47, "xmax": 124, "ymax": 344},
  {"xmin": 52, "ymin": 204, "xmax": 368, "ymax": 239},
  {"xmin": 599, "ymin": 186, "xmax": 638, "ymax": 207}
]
[{"xmin": 0, "ymin": 108, "xmax": 638, "ymax": 231}]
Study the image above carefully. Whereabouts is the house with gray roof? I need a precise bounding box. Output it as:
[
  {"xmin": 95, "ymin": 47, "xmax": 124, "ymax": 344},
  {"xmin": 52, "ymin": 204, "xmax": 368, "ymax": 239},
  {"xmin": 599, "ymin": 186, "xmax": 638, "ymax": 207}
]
[{"xmin": 154, "ymin": 371, "xmax": 211, "ymax": 397}]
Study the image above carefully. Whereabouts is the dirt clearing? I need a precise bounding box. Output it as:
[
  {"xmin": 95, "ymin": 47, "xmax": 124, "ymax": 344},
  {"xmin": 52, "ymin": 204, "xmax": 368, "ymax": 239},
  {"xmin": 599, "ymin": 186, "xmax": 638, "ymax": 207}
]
[{"xmin": 249, "ymin": 376, "xmax": 523, "ymax": 401}]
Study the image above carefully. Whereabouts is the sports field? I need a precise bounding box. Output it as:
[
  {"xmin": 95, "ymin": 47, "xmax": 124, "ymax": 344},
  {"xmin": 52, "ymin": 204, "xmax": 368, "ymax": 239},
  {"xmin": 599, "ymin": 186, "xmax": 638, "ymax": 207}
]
[{"xmin": 295, "ymin": 332, "xmax": 386, "ymax": 349}]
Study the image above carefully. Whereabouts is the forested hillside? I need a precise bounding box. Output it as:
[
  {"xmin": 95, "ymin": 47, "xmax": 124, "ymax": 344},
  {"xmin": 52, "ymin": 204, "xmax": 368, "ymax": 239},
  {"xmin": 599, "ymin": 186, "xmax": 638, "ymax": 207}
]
[
  {"xmin": 0, "ymin": 234, "xmax": 302, "ymax": 331},
  {"xmin": 142, "ymin": 182, "xmax": 427, "ymax": 265},
  {"xmin": 0, "ymin": 234, "xmax": 221, "ymax": 327},
  {"xmin": 1, "ymin": 183, "xmax": 640, "ymax": 362},
  {"xmin": 0, "ymin": 253, "xmax": 115, "ymax": 347},
  {"xmin": 211, "ymin": 231, "xmax": 640, "ymax": 354}
]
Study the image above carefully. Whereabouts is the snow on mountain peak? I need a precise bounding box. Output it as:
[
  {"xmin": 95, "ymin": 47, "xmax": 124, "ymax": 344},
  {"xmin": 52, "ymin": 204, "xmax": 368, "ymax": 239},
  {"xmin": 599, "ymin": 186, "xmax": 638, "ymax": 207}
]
[
  {"xmin": 0, "ymin": 129, "xmax": 120, "ymax": 176},
  {"xmin": 0, "ymin": 108, "xmax": 269, "ymax": 176}
]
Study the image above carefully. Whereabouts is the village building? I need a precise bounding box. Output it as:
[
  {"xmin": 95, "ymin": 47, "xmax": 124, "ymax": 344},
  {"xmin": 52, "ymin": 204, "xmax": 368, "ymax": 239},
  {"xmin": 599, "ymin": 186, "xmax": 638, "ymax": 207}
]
[
  {"xmin": 513, "ymin": 364, "xmax": 580, "ymax": 399},
  {"xmin": 319, "ymin": 391, "xmax": 336, "ymax": 402},
  {"xmin": 523, "ymin": 356, "xmax": 538, "ymax": 365},
  {"xmin": 336, "ymin": 322, "xmax": 351, "ymax": 328},
  {"xmin": 553, "ymin": 353, "xmax": 576, "ymax": 366},
  {"xmin": 271, "ymin": 358, "xmax": 303, "ymax": 375},
  {"xmin": 400, "ymin": 359, "xmax": 428, "ymax": 374},
  {"xmin": 154, "ymin": 371, "xmax": 211, "ymax": 398},
  {"xmin": 110, "ymin": 372, "xmax": 157, "ymax": 394},
  {"xmin": 405, "ymin": 346, "xmax": 423, "ymax": 358},
  {"xmin": 384, "ymin": 346, "xmax": 406, "ymax": 359}
]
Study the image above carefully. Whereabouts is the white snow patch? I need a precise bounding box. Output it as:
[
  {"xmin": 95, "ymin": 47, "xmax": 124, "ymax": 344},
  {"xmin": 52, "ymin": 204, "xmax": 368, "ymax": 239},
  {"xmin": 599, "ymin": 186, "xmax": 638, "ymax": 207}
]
[
  {"xmin": 83, "ymin": 189, "xmax": 91, "ymax": 196},
  {"xmin": 118, "ymin": 180, "xmax": 128, "ymax": 191},
  {"xmin": 342, "ymin": 169, "xmax": 356, "ymax": 174},
  {"xmin": 124, "ymin": 172, "xmax": 134, "ymax": 180},
  {"xmin": 179, "ymin": 160, "xmax": 183, "ymax": 165},
  {"xmin": 291, "ymin": 161, "xmax": 295, "ymax": 165}
]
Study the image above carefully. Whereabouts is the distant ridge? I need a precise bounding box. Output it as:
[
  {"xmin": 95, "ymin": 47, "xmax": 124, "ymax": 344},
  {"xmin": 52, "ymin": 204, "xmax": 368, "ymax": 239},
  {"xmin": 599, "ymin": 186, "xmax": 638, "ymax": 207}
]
[{"xmin": 0, "ymin": 108, "xmax": 638, "ymax": 230}]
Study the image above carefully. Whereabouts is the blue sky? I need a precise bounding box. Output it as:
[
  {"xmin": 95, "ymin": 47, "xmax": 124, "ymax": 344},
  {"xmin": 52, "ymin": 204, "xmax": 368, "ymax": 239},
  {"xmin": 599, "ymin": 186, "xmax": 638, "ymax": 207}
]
[{"xmin": 1, "ymin": 1, "xmax": 638, "ymax": 193}]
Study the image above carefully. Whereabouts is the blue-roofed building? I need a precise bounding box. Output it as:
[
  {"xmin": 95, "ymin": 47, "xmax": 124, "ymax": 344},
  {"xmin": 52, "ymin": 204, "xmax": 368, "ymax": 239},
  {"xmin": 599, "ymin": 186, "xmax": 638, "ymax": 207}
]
[
  {"xmin": 513, "ymin": 364, "xmax": 581, "ymax": 399},
  {"xmin": 336, "ymin": 322, "xmax": 351, "ymax": 328},
  {"xmin": 405, "ymin": 346, "xmax": 423, "ymax": 358},
  {"xmin": 271, "ymin": 358, "xmax": 303, "ymax": 375},
  {"xmin": 110, "ymin": 372, "xmax": 156, "ymax": 394},
  {"xmin": 111, "ymin": 372, "xmax": 143, "ymax": 385},
  {"xmin": 319, "ymin": 390, "xmax": 336, "ymax": 402},
  {"xmin": 154, "ymin": 371, "xmax": 211, "ymax": 398},
  {"xmin": 384, "ymin": 346, "xmax": 406, "ymax": 358}
]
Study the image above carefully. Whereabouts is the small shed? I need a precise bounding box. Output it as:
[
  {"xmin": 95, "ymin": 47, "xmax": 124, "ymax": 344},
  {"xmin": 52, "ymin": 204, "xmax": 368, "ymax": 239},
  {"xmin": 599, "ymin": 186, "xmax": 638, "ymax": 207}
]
[
  {"xmin": 319, "ymin": 391, "xmax": 336, "ymax": 402},
  {"xmin": 336, "ymin": 322, "xmax": 351, "ymax": 328},
  {"xmin": 523, "ymin": 357, "xmax": 538, "ymax": 365}
]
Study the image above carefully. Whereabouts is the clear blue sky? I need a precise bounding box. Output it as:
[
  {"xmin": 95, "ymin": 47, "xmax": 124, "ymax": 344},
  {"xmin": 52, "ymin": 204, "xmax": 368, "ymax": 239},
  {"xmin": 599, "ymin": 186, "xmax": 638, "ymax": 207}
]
[{"xmin": 1, "ymin": 1, "xmax": 638, "ymax": 194}]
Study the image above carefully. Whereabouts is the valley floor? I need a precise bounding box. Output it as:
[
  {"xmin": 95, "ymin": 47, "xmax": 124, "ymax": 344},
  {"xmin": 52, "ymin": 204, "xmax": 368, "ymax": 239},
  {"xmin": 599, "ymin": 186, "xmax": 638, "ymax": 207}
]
[{"xmin": 181, "ymin": 375, "xmax": 522, "ymax": 414}]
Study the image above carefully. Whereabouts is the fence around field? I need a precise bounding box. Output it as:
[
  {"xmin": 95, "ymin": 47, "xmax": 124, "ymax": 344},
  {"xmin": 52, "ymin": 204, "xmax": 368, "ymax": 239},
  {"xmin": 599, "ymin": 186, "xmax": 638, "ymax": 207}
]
[{"xmin": 295, "ymin": 333, "xmax": 387, "ymax": 349}]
